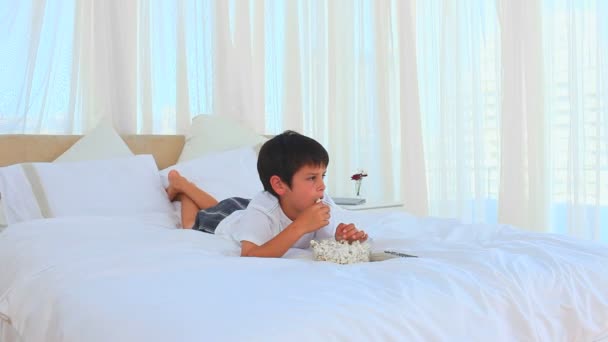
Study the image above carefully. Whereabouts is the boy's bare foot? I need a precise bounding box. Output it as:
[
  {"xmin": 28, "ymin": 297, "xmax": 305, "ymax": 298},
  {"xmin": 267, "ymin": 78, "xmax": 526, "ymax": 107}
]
[
  {"xmin": 166, "ymin": 170, "xmax": 187, "ymax": 201},
  {"xmin": 166, "ymin": 185, "xmax": 179, "ymax": 201}
]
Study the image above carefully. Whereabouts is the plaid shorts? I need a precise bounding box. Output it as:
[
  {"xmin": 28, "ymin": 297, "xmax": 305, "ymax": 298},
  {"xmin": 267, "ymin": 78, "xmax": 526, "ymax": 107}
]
[{"xmin": 191, "ymin": 197, "xmax": 251, "ymax": 234}]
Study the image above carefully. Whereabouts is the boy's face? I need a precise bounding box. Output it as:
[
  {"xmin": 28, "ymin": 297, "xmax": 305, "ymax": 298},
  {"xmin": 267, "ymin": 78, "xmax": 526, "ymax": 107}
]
[{"xmin": 279, "ymin": 164, "xmax": 327, "ymax": 214}]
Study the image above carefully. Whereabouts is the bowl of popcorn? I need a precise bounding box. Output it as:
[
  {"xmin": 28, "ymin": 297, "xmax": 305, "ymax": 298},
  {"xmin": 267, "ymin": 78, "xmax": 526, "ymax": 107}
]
[{"xmin": 310, "ymin": 238, "xmax": 371, "ymax": 264}]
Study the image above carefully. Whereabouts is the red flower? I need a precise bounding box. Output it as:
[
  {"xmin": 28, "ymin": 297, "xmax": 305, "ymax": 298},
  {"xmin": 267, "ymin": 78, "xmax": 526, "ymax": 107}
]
[{"xmin": 351, "ymin": 171, "xmax": 368, "ymax": 181}]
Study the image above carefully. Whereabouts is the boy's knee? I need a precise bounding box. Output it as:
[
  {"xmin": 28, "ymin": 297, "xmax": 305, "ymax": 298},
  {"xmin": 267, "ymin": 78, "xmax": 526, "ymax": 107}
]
[{"xmin": 182, "ymin": 218, "xmax": 195, "ymax": 229}]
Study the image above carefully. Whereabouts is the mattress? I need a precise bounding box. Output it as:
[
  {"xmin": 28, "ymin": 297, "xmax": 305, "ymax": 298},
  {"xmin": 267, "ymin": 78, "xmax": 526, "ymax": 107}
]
[{"xmin": 1, "ymin": 211, "xmax": 607, "ymax": 341}]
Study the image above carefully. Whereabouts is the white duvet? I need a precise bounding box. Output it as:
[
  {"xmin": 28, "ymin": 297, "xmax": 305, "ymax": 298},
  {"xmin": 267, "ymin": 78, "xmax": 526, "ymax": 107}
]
[{"xmin": 1, "ymin": 211, "xmax": 607, "ymax": 342}]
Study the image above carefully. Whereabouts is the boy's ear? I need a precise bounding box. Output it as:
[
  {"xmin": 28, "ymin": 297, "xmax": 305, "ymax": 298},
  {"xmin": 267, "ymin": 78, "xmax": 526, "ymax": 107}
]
[{"xmin": 269, "ymin": 175, "xmax": 288, "ymax": 196}]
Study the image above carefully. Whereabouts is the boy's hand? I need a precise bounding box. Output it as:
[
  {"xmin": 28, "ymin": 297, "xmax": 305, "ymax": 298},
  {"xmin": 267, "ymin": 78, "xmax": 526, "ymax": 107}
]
[
  {"xmin": 295, "ymin": 202, "xmax": 331, "ymax": 234},
  {"xmin": 335, "ymin": 223, "xmax": 368, "ymax": 243}
]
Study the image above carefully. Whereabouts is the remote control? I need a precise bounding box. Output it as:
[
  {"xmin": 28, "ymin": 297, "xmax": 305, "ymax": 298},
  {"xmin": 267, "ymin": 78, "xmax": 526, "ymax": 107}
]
[
  {"xmin": 370, "ymin": 251, "xmax": 419, "ymax": 262},
  {"xmin": 384, "ymin": 250, "xmax": 418, "ymax": 258}
]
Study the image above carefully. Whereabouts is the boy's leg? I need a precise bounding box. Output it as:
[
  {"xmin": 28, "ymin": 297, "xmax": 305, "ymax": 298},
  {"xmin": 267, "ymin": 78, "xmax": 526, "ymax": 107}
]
[
  {"xmin": 178, "ymin": 193, "xmax": 199, "ymax": 229},
  {"xmin": 168, "ymin": 170, "xmax": 219, "ymax": 209}
]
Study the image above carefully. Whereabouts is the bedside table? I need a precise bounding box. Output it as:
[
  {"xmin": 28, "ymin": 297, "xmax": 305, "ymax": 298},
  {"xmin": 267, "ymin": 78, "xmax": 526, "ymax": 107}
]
[{"xmin": 338, "ymin": 201, "xmax": 404, "ymax": 213}]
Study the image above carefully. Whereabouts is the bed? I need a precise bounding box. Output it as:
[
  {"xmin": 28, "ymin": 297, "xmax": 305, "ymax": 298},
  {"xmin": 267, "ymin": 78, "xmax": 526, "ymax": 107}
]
[{"xmin": 1, "ymin": 132, "xmax": 608, "ymax": 342}]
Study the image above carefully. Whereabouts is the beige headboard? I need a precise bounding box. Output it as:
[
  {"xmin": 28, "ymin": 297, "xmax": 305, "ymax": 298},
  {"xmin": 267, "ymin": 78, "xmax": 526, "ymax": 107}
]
[{"xmin": 0, "ymin": 134, "xmax": 185, "ymax": 170}]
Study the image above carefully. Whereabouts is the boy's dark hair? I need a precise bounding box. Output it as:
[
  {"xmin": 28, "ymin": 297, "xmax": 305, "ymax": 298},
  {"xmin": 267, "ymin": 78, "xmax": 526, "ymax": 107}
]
[{"xmin": 257, "ymin": 130, "xmax": 329, "ymax": 197}]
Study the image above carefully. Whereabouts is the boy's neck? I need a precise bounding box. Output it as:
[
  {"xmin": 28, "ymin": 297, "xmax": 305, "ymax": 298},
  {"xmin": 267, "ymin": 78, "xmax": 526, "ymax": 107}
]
[{"xmin": 278, "ymin": 198, "xmax": 299, "ymax": 221}]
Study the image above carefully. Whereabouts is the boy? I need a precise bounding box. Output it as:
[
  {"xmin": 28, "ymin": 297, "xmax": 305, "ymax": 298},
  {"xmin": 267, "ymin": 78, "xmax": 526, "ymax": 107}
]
[{"xmin": 168, "ymin": 131, "xmax": 368, "ymax": 258}]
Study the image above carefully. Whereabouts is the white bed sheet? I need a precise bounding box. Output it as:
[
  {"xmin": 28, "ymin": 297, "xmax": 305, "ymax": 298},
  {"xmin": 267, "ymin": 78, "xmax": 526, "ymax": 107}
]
[{"xmin": 1, "ymin": 211, "xmax": 607, "ymax": 342}]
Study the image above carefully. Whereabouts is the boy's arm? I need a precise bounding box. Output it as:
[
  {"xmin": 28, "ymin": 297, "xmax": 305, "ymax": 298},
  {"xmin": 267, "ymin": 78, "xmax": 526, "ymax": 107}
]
[
  {"xmin": 241, "ymin": 202, "xmax": 330, "ymax": 258},
  {"xmin": 241, "ymin": 221, "xmax": 307, "ymax": 258}
]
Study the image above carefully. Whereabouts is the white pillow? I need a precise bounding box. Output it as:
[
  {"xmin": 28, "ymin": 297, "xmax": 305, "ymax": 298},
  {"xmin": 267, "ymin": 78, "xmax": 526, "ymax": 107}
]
[
  {"xmin": 30, "ymin": 155, "xmax": 176, "ymax": 223},
  {"xmin": 0, "ymin": 164, "xmax": 43, "ymax": 227},
  {"xmin": 178, "ymin": 115, "xmax": 267, "ymax": 162},
  {"xmin": 161, "ymin": 146, "xmax": 263, "ymax": 202},
  {"xmin": 54, "ymin": 119, "xmax": 133, "ymax": 162}
]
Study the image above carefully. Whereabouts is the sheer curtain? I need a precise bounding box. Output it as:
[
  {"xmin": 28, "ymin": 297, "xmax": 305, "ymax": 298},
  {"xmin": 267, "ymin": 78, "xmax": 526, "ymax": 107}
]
[
  {"xmin": 74, "ymin": 1, "xmax": 139, "ymax": 133},
  {"xmin": 496, "ymin": 0, "xmax": 547, "ymax": 232},
  {"xmin": 542, "ymin": 0, "xmax": 608, "ymax": 240},
  {"xmin": 2, "ymin": 1, "xmax": 607, "ymax": 240},
  {"xmin": 0, "ymin": 0, "xmax": 427, "ymax": 213},
  {"xmin": 493, "ymin": 0, "xmax": 607, "ymax": 239},
  {"xmin": 259, "ymin": 0, "xmax": 428, "ymax": 211},
  {"xmin": 0, "ymin": 0, "xmax": 75, "ymax": 133},
  {"xmin": 415, "ymin": 0, "xmax": 607, "ymax": 241},
  {"xmin": 416, "ymin": 1, "xmax": 501, "ymax": 223}
]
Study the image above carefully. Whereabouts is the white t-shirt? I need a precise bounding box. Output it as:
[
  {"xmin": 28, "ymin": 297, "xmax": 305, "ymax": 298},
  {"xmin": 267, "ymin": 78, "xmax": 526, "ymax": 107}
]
[{"xmin": 214, "ymin": 191, "xmax": 337, "ymax": 249}]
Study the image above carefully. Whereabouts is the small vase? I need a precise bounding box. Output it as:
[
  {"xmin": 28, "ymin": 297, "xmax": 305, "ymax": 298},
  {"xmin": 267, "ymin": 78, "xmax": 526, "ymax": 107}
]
[{"xmin": 354, "ymin": 179, "xmax": 362, "ymax": 197}]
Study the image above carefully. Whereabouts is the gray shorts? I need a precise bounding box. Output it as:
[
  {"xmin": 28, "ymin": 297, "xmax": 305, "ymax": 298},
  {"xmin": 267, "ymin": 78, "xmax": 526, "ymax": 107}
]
[{"xmin": 191, "ymin": 197, "xmax": 251, "ymax": 234}]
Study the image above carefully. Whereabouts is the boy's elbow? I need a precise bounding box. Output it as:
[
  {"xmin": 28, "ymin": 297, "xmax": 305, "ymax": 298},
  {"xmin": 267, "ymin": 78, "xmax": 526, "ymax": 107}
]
[
  {"xmin": 241, "ymin": 249, "xmax": 266, "ymax": 257},
  {"xmin": 240, "ymin": 241, "xmax": 258, "ymax": 257}
]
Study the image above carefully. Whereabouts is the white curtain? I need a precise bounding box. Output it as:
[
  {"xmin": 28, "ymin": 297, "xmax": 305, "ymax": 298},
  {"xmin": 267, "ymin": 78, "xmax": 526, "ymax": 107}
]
[
  {"xmin": 395, "ymin": 0, "xmax": 429, "ymax": 216},
  {"xmin": 260, "ymin": 0, "xmax": 428, "ymax": 211},
  {"xmin": 74, "ymin": 1, "xmax": 139, "ymax": 133},
  {"xmin": 542, "ymin": 0, "xmax": 608, "ymax": 240},
  {"xmin": 0, "ymin": 0, "xmax": 427, "ymax": 213},
  {"xmin": 416, "ymin": 1, "xmax": 501, "ymax": 223},
  {"xmin": 213, "ymin": 0, "xmax": 265, "ymax": 133},
  {"xmin": 0, "ymin": 0, "xmax": 75, "ymax": 133},
  {"xmin": 496, "ymin": 0, "xmax": 547, "ymax": 232},
  {"xmin": 1, "ymin": 1, "xmax": 607, "ymax": 240},
  {"xmin": 415, "ymin": 0, "xmax": 607, "ymax": 241}
]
